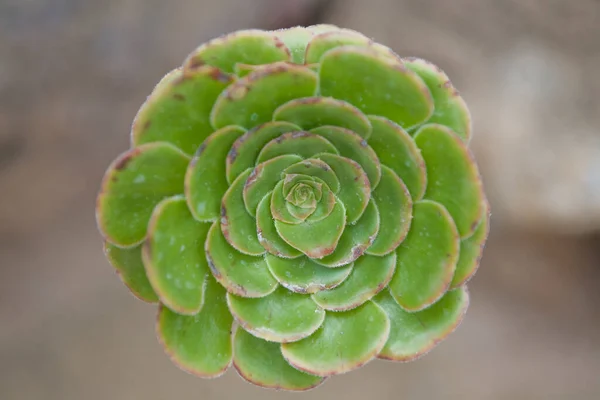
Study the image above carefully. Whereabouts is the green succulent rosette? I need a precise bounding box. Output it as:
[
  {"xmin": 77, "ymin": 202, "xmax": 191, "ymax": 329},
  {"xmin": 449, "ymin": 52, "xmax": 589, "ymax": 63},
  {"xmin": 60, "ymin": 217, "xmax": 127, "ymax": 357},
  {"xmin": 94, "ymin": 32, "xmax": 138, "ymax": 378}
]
[{"xmin": 96, "ymin": 25, "xmax": 490, "ymax": 391}]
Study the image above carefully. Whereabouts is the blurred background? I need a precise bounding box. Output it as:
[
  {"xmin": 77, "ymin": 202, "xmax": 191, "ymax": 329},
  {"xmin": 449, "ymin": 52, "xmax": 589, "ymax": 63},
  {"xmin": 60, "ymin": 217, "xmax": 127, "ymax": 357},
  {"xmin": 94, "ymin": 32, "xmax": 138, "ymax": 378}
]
[{"xmin": 1, "ymin": 0, "xmax": 599, "ymax": 399}]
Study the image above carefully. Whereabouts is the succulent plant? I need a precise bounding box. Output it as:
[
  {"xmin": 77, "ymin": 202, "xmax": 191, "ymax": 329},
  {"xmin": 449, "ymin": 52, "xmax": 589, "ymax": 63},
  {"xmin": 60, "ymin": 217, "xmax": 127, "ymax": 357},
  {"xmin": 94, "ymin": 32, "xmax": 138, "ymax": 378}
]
[{"xmin": 96, "ymin": 24, "xmax": 490, "ymax": 391}]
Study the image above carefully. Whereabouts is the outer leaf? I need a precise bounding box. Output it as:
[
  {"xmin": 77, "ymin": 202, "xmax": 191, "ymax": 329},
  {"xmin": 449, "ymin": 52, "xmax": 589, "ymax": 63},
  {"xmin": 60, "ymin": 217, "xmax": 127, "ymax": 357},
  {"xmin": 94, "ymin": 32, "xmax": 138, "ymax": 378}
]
[
  {"xmin": 97, "ymin": 142, "xmax": 190, "ymax": 247},
  {"xmin": 227, "ymin": 287, "xmax": 325, "ymax": 343},
  {"xmin": 233, "ymin": 328, "xmax": 325, "ymax": 391},
  {"xmin": 389, "ymin": 200, "xmax": 460, "ymax": 311},
  {"xmin": 281, "ymin": 301, "xmax": 390, "ymax": 376},
  {"xmin": 257, "ymin": 131, "xmax": 338, "ymax": 163},
  {"xmin": 132, "ymin": 66, "xmax": 233, "ymax": 155},
  {"xmin": 184, "ymin": 30, "xmax": 290, "ymax": 73},
  {"xmin": 227, "ymin": 121, "xmax": 301, "ymax": 184},
  {"xmin": 405, "ymin": 57, "xmax": 471, "ymax": 141},
  {"xmin": 311, "ymin": 126, "xmax": 381, "ymax": 188},
  {"xmin": 221, "ymin": 169, "xmax": 265, "ymax": 255},
  {"xmin": 316, "ymin": 153, "xmax": 370, "ymax": 224},
  {"xmin": 373, "ymin": 287, "xmax": 469, "ymax": 361},
  {"xmin": 274, "ymin": 97, "xmax": 372, "ymax": 139},
  {"xmin": 211, "ymin": 63, "xmax": 317, "ymax": 129},
  {"xmin": 143, "ymin": 196, "xmax": 210, "ymax": 314},
  {"xmin": 256, "ymin": 192, "xmax": 302, "ymax": 258},
  {"xmin": 266, "ymin": 254, "xmax": 353, "ymax": 294},
  {"xmin": 319, "ymin": 46, "xmax": 433, "ymax": 129},
  {"xmin": 206, "ymin": 222, "xmax": 278, "ymax": 298},
  {"xmin": 157, "ymin": 275, "xmax": 233, "ymax": 377},
  {"xmin": 451, "ymin": 199, "xmax": 490, "ymax": 288},
  {"xmin": 283, "ymin": 158, "xmax": 340, "ymax": 194},
  {"xmin": 414, "ymin": 124, "xmax": 484, "ymax": 238},
  {"xmin": 367, "ymin": 166, "xmax": 413, "ymax": 255},
  {"xmin": 185, "ymin": 126, "xmax": 245, "ymax": 221},
  {"xmin": 103, "ymin": 242, "xmax": 158, "ymax": 303},
  {"xmin": 368, "ymin": 116, "xmax": 427, "ymax": 200},
  {"xmin": 312, "ymin": 253, "xmax": 395, "ymax": 311}
]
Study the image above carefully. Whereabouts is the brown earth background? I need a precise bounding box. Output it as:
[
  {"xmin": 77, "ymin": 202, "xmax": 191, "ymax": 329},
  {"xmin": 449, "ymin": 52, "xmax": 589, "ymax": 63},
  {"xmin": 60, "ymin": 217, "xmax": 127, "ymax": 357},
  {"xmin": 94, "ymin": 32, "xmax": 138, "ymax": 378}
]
[{"xmin": 1, "ymin": 1, "xmax": 600, "ymax": 399}]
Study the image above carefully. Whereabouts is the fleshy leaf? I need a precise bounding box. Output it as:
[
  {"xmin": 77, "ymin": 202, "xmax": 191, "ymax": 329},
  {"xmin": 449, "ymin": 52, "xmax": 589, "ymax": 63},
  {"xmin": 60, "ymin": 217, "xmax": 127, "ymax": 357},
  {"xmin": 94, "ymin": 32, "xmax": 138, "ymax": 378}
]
[
  {"xmin": 257, "ymin": 131, "xmax": 338, "ymax": 163},
  {"xmin": 233, "ymin": 328, "xmax": 325, "ymax": 391},
  {"xmin": 319, "ymin": 46, "xmax": 433, "ymax": 129},
  {"xmin": 284, "ymin": 158, "xmax": 340, "ymax": 194},
  {"xmin": 274, "ymin": 27, "xmax": 315, "ymax": 64},
  {"xmin": 451, "ymin": 199, "xmax": 490, "ymax": 288},
  {"xmin": 312, "ymin": 253, "xmax": 395, "ymax": 311},
  {"xmin": 367, "ymin": 166, "xmax": 413, "ymax": 255},
  {"xmin": 266, "ymin": 254, "xmax": 353, "ymax": 294},
  {"xmin": 243, "ymin": 155, "xmax": 303, "ymax": 215},
  {"xmin": 132, "ymin": 66, "xmax": 233, "ymax": 155},
  {"xmin": 304, "ymin": 180, "xmax": 336, "ymax": 223},
  {"xmin": 281, "ymin": 301, "xmax": 390, "ymax": 376},
  {"xmin": 373, "ymin": 287, "xmax": 469, "ymax": 361},
  {"xmin": 405, "ymin": 58, "xmax": 471, "ymax": 141},
  {"xmin": 185, "ymin": 126, "xmax": 245, "ymax": 221},
  {"xmin": 414, "ymin": 124, "xmax": 484, "ymax": 238},
  {"xmin": 184, "ymin": 30, "xmax": 290, "ymax": 74},
  {"xmin": 304, "ymin": 30, "xmax": 370, "ymax": 64},
  {"xmin": 368, "ymin": 116, "xmax": 427, "ymax": 200},
  {"xmin": 143, "ymin": 196, "xmax": 209, "ymax": 314},
  {"xmin": 316, "ymin": 153, "xmax": 370, "ymax": 224},
  {"xmin": 389, "ymin": 200, "xmax": 460, "ymax": 311},
  {"xmin": 103, "ymin": 242, "xmax": 158, "ymax": 303},
  {"xmin": 157, "ymin": 275, "xmax": 233, "ymax": 377},
  {"xmin": 211, "ymin": 63, "xmax": 317, "ymax": 129},
  {"xmin": 314, "ymin": 200, "xmax": 379, "ymax": 267},
  {"xmin": 97, "ymin": 142, "xmax": 190, "ymax": 247},
  {"xmin": 274, "ymin": 97, "xmax": 372, "ymax": 139},
  {"xmin": 227, "ymin": 121, "xmax": 301, "ymax": 184},
  {"xmin": 227, "ymin": 286, "xmax": 325, "ymax": 343},
  {"xmin": 221, "ymin": 169, "xmax": 265, "ymax": 255},
  {"xmin": 256, "ymin": 192, "xmax": 302, "ymax": 258},
  {"xmin": 311, "ymin": 126, "xmax": 381, "ymax": 188},
  {"xmin": 206, "ymin": 221, "xmax": 278, "ymax": 298},
  {"xmin": 275, "ymin": 200, "xmax": 346, "ymax": 259},
  {"xmin": 271, "ymin": 181, "xmax": 305, "ymax": 224}
]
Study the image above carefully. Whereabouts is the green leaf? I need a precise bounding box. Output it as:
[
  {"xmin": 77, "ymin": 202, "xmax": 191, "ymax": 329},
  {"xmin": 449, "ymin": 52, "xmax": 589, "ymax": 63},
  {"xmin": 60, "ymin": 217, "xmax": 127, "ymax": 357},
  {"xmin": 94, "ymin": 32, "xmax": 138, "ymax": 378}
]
[
  {"xmin": 304, "ymin": 30, "xmax": 370, "ymax": 64},
  {"xmin": 312, "ymin": 253, "xmax": 395, "ymax": 311},
  {"xmin": 132, "ymin": 66, "xmax": 234, "ymax": 155},
  {"xmin": 274, "ymin": 97, "xmax": 372, "ymax": 139},
  {"xmin": 451, "ymin": 199, "xmax": 490, "ymax": 288},
  {"xmin": 314, "ymin": 199, "xmax": 379, "ymax": 267},
  {"xmin": 304, "ymin": 179, "xmax": 336, "ymax": 223},
  {"xmin": 97, "ymin": 142, "xmax": 190, "ymax": 247},
  {"xmin": 405, "ymin": 58, "xmax": 471, "ymax": 141},
  {"xmin": 316, "ymin": 153, "xmax": 370, "ymax": 224},
  {"xmin": 368, "ymin": 116, "xmax": 427, "ymax": 200},
  {"xmin": 211, "ymin": 63, "xmax": 317, "ymax": 129},
  {"xmin": 274, "ymin": 27, "xmax": 315, "ymax": 64},
  {"xmin": 184, "ymin": 30, "xmax": 290, "ymax": 74},
  {"xmin": 270, "ymin": 180, "xmax": 306, "ymax": 224},
  {"xmin": 256, "ymin": 192, "xmax": 302, "ymax": 258},
  {"xmin": 414, "ymin": 124, "xmax": 484, "ymax": 238},
  {"xmin": 243, "ymin": 155, "xmax": 303, "ymax": 215},
  {"xmin": 233, "ymin": 328, "xmax": 325, "ymax": 391},
  {"xmin": 281, "ymin": 301, "xmax": 390, "ymax": 376},
  {"xmin": 266, "ymin": 254, "xmax": 353, "ymax": 294},
  {"xmin": 373, "ymin": 287, "xmax": 469, "ymax": 361},
  {"xmin": 185, "ymin": 125, "xmax": 245, "ymax": 221},
  {"xmin": 389, "ymin": 200, "xmax": 460, "ymax": 311},
  {"xmin": 319, "ymin": 46, "xmax": 433, "ymax": 129},
  {"xmin": 206, "ymin": 221, "xmax": 278, "ymax": 298},
  {"xmin": 143, "ymin": 196, "xmax": 210, "ymax": 314},
  {"xmin": 275, "ymin": 200, "xmax": 346, "ymax": 259},
  {"xmin": 284, "ymin": 158, "xmax": 340, "ymax": 194},
  {"xmin": 157, "ymin": 275, "xmax": 233, "ymax": 377},
  {"xmin": 226, "ymin": 121, "xmax": 301, "ymax": 184},
  {"xmin": 257, "ymin": 131, "xmax": 338, "ymax": 163},
  {"xmin": 221, "ymin": 169, "xmax": 265, "ymax": 256},
  {"xmin": 367, "ymin": 165, "xmax": 413, "ymax": 255},
  {"xmin": 227, "ymin": 286, "xmax": 325, "ymax": 343},
  {"xmin": 103, "ymin": 242, "xmax": 158, "ymax": 303},
  {"xmin": 311, "ymin": 126, "xmax": 381, "ymax": 188}
]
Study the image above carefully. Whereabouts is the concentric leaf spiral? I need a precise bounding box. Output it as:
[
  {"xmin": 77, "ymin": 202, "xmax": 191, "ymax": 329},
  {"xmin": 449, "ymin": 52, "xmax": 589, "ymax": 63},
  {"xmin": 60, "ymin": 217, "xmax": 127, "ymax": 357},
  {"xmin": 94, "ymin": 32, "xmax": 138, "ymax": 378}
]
[{"xmin": 96, "ymin": 24, "xmax": 490, "ymax": 391}]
